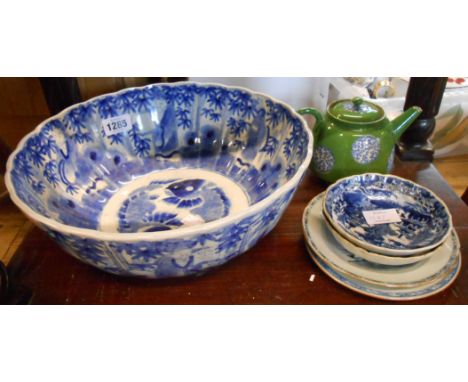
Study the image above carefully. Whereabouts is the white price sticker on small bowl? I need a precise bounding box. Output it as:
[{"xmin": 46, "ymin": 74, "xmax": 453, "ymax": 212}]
[
  {"xmin": 362, "ymin": 209, "xmax": 401, "ymax": 225},
  {"xmin": 102, "ymin": 114, "xmax": 132, "ymax": 137}
]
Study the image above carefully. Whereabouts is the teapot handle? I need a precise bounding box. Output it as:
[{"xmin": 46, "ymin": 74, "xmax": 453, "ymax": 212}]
[{"xmin": 297, "ymin": 108, "xmax": 323, "ymax": 125}]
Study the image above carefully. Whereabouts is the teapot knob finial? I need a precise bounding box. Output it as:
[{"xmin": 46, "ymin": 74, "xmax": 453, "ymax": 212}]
[{"xmin": 352, "ymin": 97, "xmax": 363, "ymax": 108}]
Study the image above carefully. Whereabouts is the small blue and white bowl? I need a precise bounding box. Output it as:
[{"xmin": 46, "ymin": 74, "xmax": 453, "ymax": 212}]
[
  {"xmin": 323, "ymin": 173, "xmax": 452, "ymax": 256},
  {"xmin": 5, "ymin": 82, "xmax": 313, "ymax": 278}
]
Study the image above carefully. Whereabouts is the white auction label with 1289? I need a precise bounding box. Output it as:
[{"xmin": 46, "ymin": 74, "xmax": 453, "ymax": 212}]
[
  {"xmin": 101, "ymin": 114, "xmax": 132, "ymax": 137},
  {"xmin": 362, "ymin": 209, "xmax": 401, "ymax": 226}
]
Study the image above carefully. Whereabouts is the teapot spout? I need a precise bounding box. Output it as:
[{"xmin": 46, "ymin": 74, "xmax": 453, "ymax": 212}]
[{"xmin": 390, "ymin": 106, "xmax": 423, "ymax": 141}]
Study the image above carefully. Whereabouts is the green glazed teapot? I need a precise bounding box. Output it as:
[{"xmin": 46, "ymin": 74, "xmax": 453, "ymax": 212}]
[{"xmin": 298, "ymin": 97, "xmax": 422, "ymax": 183}]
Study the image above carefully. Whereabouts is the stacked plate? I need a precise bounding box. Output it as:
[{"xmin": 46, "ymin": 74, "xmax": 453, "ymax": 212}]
[{"xmin": 302, "ymin": 173, "xmax": 461, "ymax": 301}]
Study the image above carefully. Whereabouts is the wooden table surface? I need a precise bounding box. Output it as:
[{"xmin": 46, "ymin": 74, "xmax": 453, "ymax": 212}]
[{"xmin": 4, "ymin": 158, "xmax": 468, "ymax": 304}]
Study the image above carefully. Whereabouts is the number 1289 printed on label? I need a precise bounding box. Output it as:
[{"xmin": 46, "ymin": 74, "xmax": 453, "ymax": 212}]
[{"xmin": 102, "ymin": 114, "xmax": 132, "ymax": 137}]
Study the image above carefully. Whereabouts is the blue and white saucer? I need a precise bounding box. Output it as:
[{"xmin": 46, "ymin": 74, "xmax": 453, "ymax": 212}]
[
  {"xmin": 323, "ymin": 173, "xmax": 452, "ymax": 256},
  {"xmin": 323, "ymin": 216, "xmax": 436, "ymax": 266},
  {"xmin": 303, "ymin": 193, "xmax": 461, "ymax": 300}
]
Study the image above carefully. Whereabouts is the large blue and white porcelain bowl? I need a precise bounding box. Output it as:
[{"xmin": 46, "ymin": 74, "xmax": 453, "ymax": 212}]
[
  {"xmin": 323, "ymin": 173, "xmax": 452, "ymax": 256},
  {"xmin": 5, "ymin": 83, "xmax": 313, "ymax": 278}
]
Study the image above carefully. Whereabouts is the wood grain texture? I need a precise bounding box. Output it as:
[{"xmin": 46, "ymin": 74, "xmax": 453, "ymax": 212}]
[
  {"xmin": 0, "ymin": 198, "xmax": 32, "ymax": 265},
  {"xmin": 433, "ymin": 154, "xmax": 468, "ymax": 197},
  {"xmin": 4, "ymin": 159, "xmax": 468, "ymax": 304},
  {"xmin": 0, "ymin": 78, "xmax": 49, "ymax": 117},
  {"xmin": 0, "ymin": 78, "xmax": 50, "ymax": 152}
]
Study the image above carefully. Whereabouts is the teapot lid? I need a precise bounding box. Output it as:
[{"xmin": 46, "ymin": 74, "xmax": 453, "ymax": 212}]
[{"xmin": 328, "ymin": 97, "xmax": 385, "ymax": 123}]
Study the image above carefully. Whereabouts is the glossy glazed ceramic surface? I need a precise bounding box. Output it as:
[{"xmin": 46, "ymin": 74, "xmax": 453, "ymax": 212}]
[
  {"xmin": 5, "ymin": 82, "xmax": 313, "ymax": 278},
  {"xmin": 306, "ymin": 244, "xmax": 460, "ymax": 301},
  {"xmin": 303, "ymin": 194, "xmax": 461, "ymax": 300},
  {"xmin": 99, "ymin": 169, "xmax": 249, "ymax": 232},
  {"xmin": 323, "ymin": 216, "xmax": 434, "ymax": 266},
  {"xmin": 323, "ymin": 173, "xmax": 452, "ymax": 256},
  {"xmin": 303, "ymin": 194, "xmax": 459, "ymax": 287},
  {"xmin": 298, "ymin": 100, "xmax": 421, "ymax": 183}
]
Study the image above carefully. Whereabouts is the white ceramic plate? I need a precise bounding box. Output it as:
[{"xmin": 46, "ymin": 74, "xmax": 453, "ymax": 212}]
[
  {"xmin": 305, "ymin": 243, "xmax": 461, "ymax": 301},
  {"xmin": 303, "ymin": 193, "xmax": 460, "ymax": 290}
]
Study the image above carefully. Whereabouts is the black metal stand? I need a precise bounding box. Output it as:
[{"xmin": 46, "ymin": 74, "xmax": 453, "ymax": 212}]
[{"xmin": 397, "ymin": 77, "xmax": 447, "ymax": 161}]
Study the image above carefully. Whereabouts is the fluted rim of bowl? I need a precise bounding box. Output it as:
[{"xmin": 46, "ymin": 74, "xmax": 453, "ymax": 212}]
[
  {"xmin": 5, "ymin": 82, "xmax": 313, "ymax": 242},
  {"xmin": 322, "ymin": 172, "xmax": 453, "ymax": 256}
]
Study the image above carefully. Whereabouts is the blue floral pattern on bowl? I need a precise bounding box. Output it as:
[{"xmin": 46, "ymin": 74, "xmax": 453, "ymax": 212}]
[
  {"xmin": 313, "ymin": 146, "xmax": 334, "ymax": 173},
  {"xmin": 5, "ymin": 82, "xmax": 313, "ymax": 278},
  {"xmin": 117, "ymin": 178, "xmax": 231, "ymax": 233},
  {"xmin": 43, "ymin": 188, "xmax": 296, "ymax": 278},
  {"xmin": 323, "ymin": 173, "xmax": 452, "ymax": 255},
  {"xmin": 351, "ymin": 136, "xmax": 380, "ymax": 164}
]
